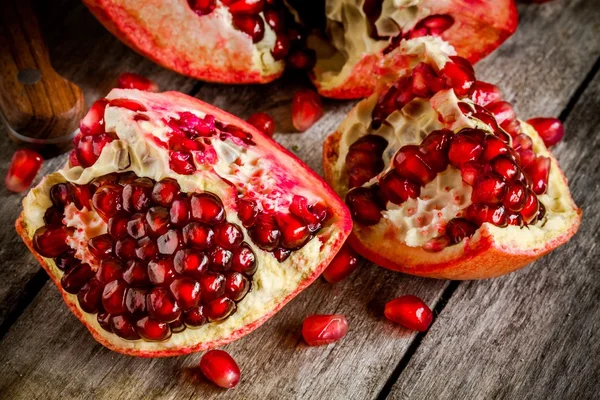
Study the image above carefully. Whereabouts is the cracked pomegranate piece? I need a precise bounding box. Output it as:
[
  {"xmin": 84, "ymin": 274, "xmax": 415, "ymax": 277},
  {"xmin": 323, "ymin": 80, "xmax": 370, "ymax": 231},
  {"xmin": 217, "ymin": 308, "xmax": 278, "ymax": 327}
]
[
  {"xmin": 323, "ymin": 38, "xmax": 581, "ymax": 279},
  {"xmin": 302, "ymin": 314, "xmax": 349, "ymax": 346},
  {"xmin": 17, "ymin": 89, "xmax": 351, "ymax": 357}
]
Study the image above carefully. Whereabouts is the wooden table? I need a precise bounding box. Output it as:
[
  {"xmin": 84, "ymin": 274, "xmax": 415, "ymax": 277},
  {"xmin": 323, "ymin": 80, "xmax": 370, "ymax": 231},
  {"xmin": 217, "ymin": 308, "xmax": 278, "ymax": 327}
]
[{"xmin": 0, "ymin": 0, "xmax": 598, "ymax": 398}]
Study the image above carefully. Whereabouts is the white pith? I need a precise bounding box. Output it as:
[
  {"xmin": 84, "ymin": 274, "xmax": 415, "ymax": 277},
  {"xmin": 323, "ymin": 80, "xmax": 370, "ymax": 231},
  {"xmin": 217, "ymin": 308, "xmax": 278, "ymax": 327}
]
[
  {"xmin": 21, "ymin": 89, "xmax": 344, "ymax": 354},
  {"xmin": 330, "ymin": 38, "xmax": 580, "ymax": 253}
]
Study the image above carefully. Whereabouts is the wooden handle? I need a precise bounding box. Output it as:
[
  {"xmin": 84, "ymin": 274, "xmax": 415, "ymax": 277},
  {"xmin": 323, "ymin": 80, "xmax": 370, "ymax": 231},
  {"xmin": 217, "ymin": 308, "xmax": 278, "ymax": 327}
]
[{"xmin": 0, "ymin": 0, "xmax": 85, "ymax": 144}]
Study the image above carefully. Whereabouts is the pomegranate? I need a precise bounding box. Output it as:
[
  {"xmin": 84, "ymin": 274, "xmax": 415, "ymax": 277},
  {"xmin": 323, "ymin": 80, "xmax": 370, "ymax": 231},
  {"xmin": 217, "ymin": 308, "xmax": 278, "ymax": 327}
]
[
  {"xmin": 17, "ymin": 89, "xmax": 352, "ymax": 357},
  {"xmin": 302, "ymin": 314, "xmax": 349, "ymax": 346},
  {"xmin": 5, "ymin": 149, "xmax": 43, "ymax": 193},
  {"xmin": 323, "ymin": 38, "xmax": 581, "ymax": 279},
  {"xmin": 199, "ymin": 350, "xmax": 241, "ymax": 389},
  {"xmin": 82, "ymin": 0, "xmax": 517, "ymax": 98},
  {"xmin": 384, "ymin": 295, "xmax": 433, "ymax": 332}
]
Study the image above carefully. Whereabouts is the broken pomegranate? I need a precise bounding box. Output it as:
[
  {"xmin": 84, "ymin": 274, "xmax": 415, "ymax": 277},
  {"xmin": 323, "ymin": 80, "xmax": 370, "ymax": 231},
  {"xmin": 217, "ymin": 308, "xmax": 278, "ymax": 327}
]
[
  {"xmin": 384, "ymin": 295, "xmax": 433, "ymax": 332},
  {"xmin": 302, "ymin": 314, "xmax": 349, "ymax": 346},
  {"xmin": 292, "ymin": 90, "xmax": 324, "ymax": 132},
  {"xmin": 323, "ymin": 38, "xmax": 581, "ymax": 279},
  {"xmin": 83, "ymin": 0, "xmax": 517, "ymax": 98},
  {"xmin": 5, "ymin": 149, "xmax": 43, "ymax": 193},
  {"xmin": 17, "ymin": 89, "xmax": 351, "ymax": 356},
  {"xmin": 116, "ymin": 72, "xmax": 159, "ymax": 92},
  {"xmin": 200, "ymin": 350, "xmax": 241, "ymax": 389}
]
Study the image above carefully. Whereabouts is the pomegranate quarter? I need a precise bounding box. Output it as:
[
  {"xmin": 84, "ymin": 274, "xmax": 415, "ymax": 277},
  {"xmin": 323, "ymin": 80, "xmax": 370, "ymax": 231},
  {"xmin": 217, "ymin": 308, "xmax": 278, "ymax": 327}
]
[
  {"xmin": 323, "ymin": 37, "xmax": 581, "ymax": 280},
  {"xmin": 17, "ymin": 89, "xmax": 352, "ymax": 357}
]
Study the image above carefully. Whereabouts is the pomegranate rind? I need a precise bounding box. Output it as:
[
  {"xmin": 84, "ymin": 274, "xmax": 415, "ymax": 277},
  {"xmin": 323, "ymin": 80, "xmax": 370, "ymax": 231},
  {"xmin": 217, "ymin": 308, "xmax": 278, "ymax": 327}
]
[
  {"xmin": 18, "ymin": 90, "xmax": 352, "ymax": 357},
  {"xmin": 83, "ymin": 0, "xmax": 283, "ymax": 84},
  {"xmin": 312, "ymin": 0, "xmax": 518, "ymax": 99}
]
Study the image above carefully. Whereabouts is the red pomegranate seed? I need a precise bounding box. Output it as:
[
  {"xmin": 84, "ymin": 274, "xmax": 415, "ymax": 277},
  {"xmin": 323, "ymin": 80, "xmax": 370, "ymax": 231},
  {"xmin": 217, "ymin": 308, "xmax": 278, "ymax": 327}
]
[
  {"xmin": 506, "ymin": 213, "xmax": 524, "ymax": 226},
  {"xmin": 146, "ymin": 206, "xmax": 170, "ymax": 237},
  {"xmin": 418, "ymin": 129, "xmax": 453, "ymax": 172},
  {"xmin": 33, "ymin": 225, "xmax": 71, "ymax": 258},
  {"xmin": 213, "ymin": 223, "xmax": 244, "ymax": 250},
  {"xmin": 237, "ymin": 198, "xmax": 258, "ymax": 227},
  {"xmin": 273, "ymin": 247, "xmax": 291, "ymax": 262},
  {"xmin": 123, "ymin": 260, "xmax": 150, "ymax": 287},
  {"xmin": 345, "ymin": 187, "xmax": 382, "ymax": 226},
  {"xmin": 5, "ymin": 149, "xmax": 43, "ymax": 193},
  {"xmin": 184, "ymin": 306, "xmax": 207, "ymax": 327},
  {"xmin": 156, "ymin": 229, "xmax": 182, "ymax": 255},
  {"xmin": 231, "ymin": 243, "xmax": 257, "ymax": 275},
  {"xmin": 247, "ymin": 112, "xmax": 275, "ymax": 137},
  {"xmin": 135, "ymin": 237, "xmax": 159, "ymax": 261},
  {"xmin": 249, "ymin": 213, "xmax": 281, "ymax": 251},
  {"xmin": 80, "ymin": 98, "xmax": 109, "ymax": 135},
  {"xmin": 50, "ymin": 183, "xmax": 74, "ymax": 207},
  {"xmin": 232, "ymin": 14, "xmax": 265, "ymax": 43},
  {"xmin": 68, "ymin": 150, "xmax": 80, "ymax": 168},
  {"xmin": 465, "ymin": 203, "xmax": 508, "ymax": 227},
  {"xmin": 350, "ymin": 134, "xmax": 388, "ymax": 153},
  {"xmin": 77, "ymin": 279, "xmax": 103, "ymax": 313},
  {"xmin": 74, "ymin": 133, "xmax": 115, "ymax": 168},
  {"xmin": 90, "ymin": 173, "xmax": 119, "ymax": 190},
  {"xmin": 348, "ymin": 165, "xmax": 380, "ymax": 188},
  {"xmin": 524, "ymin": 156, "xmax": 551, "ymax": 195},
  {"xmin": 108, "ymin": 213, "xmax": 129, "ymax": 239},
  {"xmin": 115, "ymin": 237, "xmax": 137, "ymax": 261},
  {"xmin": 122, "ymin": 178, "xmax": 153, "ymax": 212},
  {"xmin": 460, "ymin": 161, "xmax": 482, "ymax": 185},
  {"xmin": 379, "ymin": 171, "xmax": 421, "ymax": 205},
  {"xmin": 471, "ymin": 174, "xmax": 507, "ymax": 204},
  {"xmin": 127, "ymin": 213, "xmax": 148, "ymax": 239},
  {"xmin": 292, "ymin": 89, "xmax": 323, "ymax": 132},
  {"xmin": 481, "ymin": 135, "xmax": 510, "ymax": 162},
  {"xmin": 228, "ymin": 0, "xmax": 264, "ymax": 14},
  {"xmin": 151, "ymin": 178, "xmax": 180, "ymax": 207},
  {"xmin": 96, "ymin": 259, "xmax": 123, "ymax": 284},
  {"xmin": 411, "ymin": 62, "xmax": 445, "ymax": 97},
  {"xmin": 97, "ymin": 312, "xmax": 112, "ymax": 333},
  {"xmin": 183, "ymin": 222, "xmax": 215, "ymax": 250},
  {"xmin": 43, "ymin": 206, "xmax": 64, "ymax": 227},
  {"xmin": 147, "ymin": 287, "xmax": 181, "ymax": 322},
  {"xmin": 520, "ymin": 189, "xmax": 540, "ymax": 224},
  {"xmin": 408, "ymin": 14, "xmax": 454, "ymax": 37},
  {"xmin": 174, "ymin": 249, "xmax": 209, "ymax": 279},
  {"xmin": 302, "ymin": 314, "xmax": 349, "ymax": 346},
  {"xmin": 423, "ymin": 235, "xmax": 451, "ymax": 253},
  {"xmin": 503, "ymin": 182, "xmax": 527, "ymax": 212},
  {"xmin": 190, "ymin": 193, "xmax": 225, "ymax": 224},
  {"xmin": 264, "ymin": 9, "xmax": 284, "ymax": 31},
  {"xmin": 169, "ymin": 151, "xmax": 196, "ymax": 175},
  {"xmin": 116, "ymin": 72, "xmax": 159, "ymax": 92},
  {"xmin": 170, "ymin": 315, "xmax": 186, "ymax": 333},
  {"xmin": 135, "ymin": 316, "xmax": 171, "ymax": 341},
  {"xmin": 491, "ymin": 155, "xmax": 520, "ymax": 182},
  {"xmin": 487, "ymin": 101, "xmax": 519, "ymax": 136},
  {"xmin": 345, "ymin": 148, "xmax": 384, "ymax": 171},
  {"xmin": 209, "ymin": 246, "xmax": 233, "ymax": 271},
  {"xmin": 322, "ymin": 244, "xmax": 360, "ymax": 283},
  {"xmin": 526, "ymin": 117, "xmax": 564, "ymax": 147},
  {"xmin": 71, "ymin": 183, "xmax": 93, "ymax": 209},
  {"xmin": 188, "ymin": 0, "xmax": 216, "ymax": 16},
  {"xmin": 92, "ymin": 184, "xmax": 123, "ymax": 221},
  {"xmin": 170, "ymin": 277, "xmax": 201, "ymax": 310},
  {"xmin": 102, "ymin": 279, "xmax": 128, "ymax": 314},
  {"xmin": 200, "ymin": 350, "xmax": 241, "ymax": 389},
  {"xmin": 471, "ymin": 81, "xmax": 503, "ymax": 107},
  {"xmin": 61, "ymin": 263, "xmax": 94, "ymax": 294},
  {"xmin": 287, "ymin": 48, "xmax": 317, "ymax": 70},
  {"xmin": 88, "ymin": 233, "xmax": 114, "ymax": 259},
  {"xmin": 148, "ymin": 258, "xmax": 177, "ymax": 286},
  {"xmin": 54, "ymin": 250, "xmax": 78, "ymax": 272},
  {"xmin": 440, "ymin": 57, "xmax": 475, "ymax": 97},
  {"xmin": 108, "ymin": 98, "xmax": 147, "ymax": 112},
  {"xmin": 199, "ymin": 272, "xmax": 226, "ymax": 302},
  {"xmin": 170, "ymin": 197, "xmax": 191, "ymax": 227},
  {"xmin": 448, "ymin": 131, "xmax": 483, "ymax": 167},
  {"xmin": 204, "ymin": 297, "xmax": 236, "ymax": 321},
  {"xmin": 445, "ymin": 218, "xmax": 478, "ymax": 244},
  {"xmin": 224, "ymin": 272, "xmax": 250, "ymax": 301},
  {"xmin": 393, "ymin": 145, "xmax": 436, "ymax": 185},
  {"xmin": 110, "ymin": 314, "xmax": 141, "ymax": 340},
  {"xmin": 276, "ymin": 213, "xmax": 310, "ymax": 249},
  {"xmin": 271, "ymin": 34, "xmax": 291, "ymax": 61},
  {"xmin": 384, "ymin": 295, "xmax": 433, "ymax": 331}
]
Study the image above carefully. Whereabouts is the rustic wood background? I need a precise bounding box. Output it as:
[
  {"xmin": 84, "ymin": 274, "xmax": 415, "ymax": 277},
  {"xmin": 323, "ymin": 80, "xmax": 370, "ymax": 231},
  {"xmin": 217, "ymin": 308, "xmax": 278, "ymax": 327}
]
[{"xmin": 0, "ymin": 0, "xmax": 598, "ymax": 398}]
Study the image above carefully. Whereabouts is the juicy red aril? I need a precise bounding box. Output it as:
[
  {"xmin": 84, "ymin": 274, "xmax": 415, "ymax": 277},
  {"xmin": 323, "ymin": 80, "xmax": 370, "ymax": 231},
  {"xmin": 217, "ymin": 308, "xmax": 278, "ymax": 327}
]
[
  {"xmin": 170, "ymin": 278, "xmax": 201, "ymax": 310},
  {"xmin": 80, "ymin": 98, "xmax": 109, "ymax": 136},
  {"xmin": 487, "ymin": 101, "xmax": 519, "ymax": 136},
  {"xmin": 249, "ymin": 214, "xmax": 281, "ymax": 251},
  {"xmin": 379, "ymin": 171, "xmax": 420, "ymax": 205},
  {"xmin": 169, "ymin": 151, "xmax": 196, "ymax": 175},
  {"xmin": 276, "ymin": 214, "xmax": 310, "ymax": 249},
  {"xmin": 409, "ymin": 14, "xmax": 454, "ymax": 37},
  {"xmin": 292, "ymin": 90, "xmax": 323, "ymax": 132},
  {"xmin": 43, "ymin": 206, "xmax": 64, "ymax": 227},
  {"xmin": 33, "ymin": 226, "xmax": 71, "ymax": 258},
  {"xmin": 460, "ymin": 161, "xmax": 482, "ymax": 186},
  {"xmin": 102, "ymin": 279, "xmax": 128, "ymax": 314},
  {"xmin": 135, "ymin": 316, "xmax": 171, "ymax": 341},
  {"xmin": 157, "ymin": 229, "xmax": 182, "ymax": 255},
  {"xmin": 191, "ymin": 193, "xmax": 225, "ymax": 224},
  {"xmin": 448, "ymin": 131, "xmax": 483, "ymax": 167},
  {"xmin": 151, "ymin": 178, "xmax": 180, "ymax": 207},
  {"xmin": 147, "ymin": 287, "xmax": 181, "ymax": 322},
  {"xmin": 170, "ymin": 315, "xmax": 186, "ymax": 333},
  {"xmin": 184, "ymin": 306, "xmax": 207, "ymax": 327},
  {"xmin": 471, "ymin": 174, "xmax": 507, "ymax": 204},
  {"xmin": 61, "ymin": 263, "xmax": 94, "ymax": 294},
  {"xmin": 92, "ymin": 184, "xmax": 123, "ymax": 221},
  {"xmin": 170, "ymin": 197, "xmax": 191, "ymax": 227},
  {"xmin": 264, "ymin": 9, "xmax": 284, "ymax": 31},
  {"xmin": 491, "ymin": 155, "xmax": 520, "ymax": 181},
  {"xmin": 520, "ymin": 189, "xmax": 540, "ymax": 224},
  {"xmin": 122, "ymin": 178, "xmax": 153, "ymax": 212},
  {"xmin": 146, "ymin": 206, "xmax": 170, "ymax": 237},
  {"xmin": 237, "ymin": 198, "xmax": 258, "ymax": 227},
  {"xmin": 471, "ymin": 81, "xmax": 503, "ymax": 107},
  {"xmin": 228, "ymin": 0, "xmax": 264, "ymax": 14},
  {"xmin": 411, "ymin": 62, "xmax": 445, "ymax": 97},
  {"xmin": 183, "ymin": 222, "xmax": 214, "ymax": 250},
  {"xmin": 199, "ymin": 272, "xmax": 226, "ymax": 302},
  {"xmin": 481, "ymin": 135, "xmax": 510, "ymax": 162},
  {"xmin": 115, "ymin": 237, "xmax": 137, "ymax": 261},
  {"xmin": 54, "ymin": 250, "xmax": 78, "ymax": 272},
  {"xmin": 5, "ymin": 149, "xmax": 43, "ymax": 193},
  {"xmin": 97, "ymin": 312, "xmax": 112, "ymax": 333},
  {"xmin": 507, "ymin": 213, "xmax": 524, "ymax": 227},
  {"xmin": 199, "ymin": 350, "xmax": 241, "ymax": 389},
  {"xmin": 526, "ymin": 117, "xmax": 564, "ymax": 147},
  {"xmin": 116, "ymin": 72, "xmax": 159, "ymax": 92},
  {"xmin": 109, "ymin": 98, "xmax": 147, "ymax": 112},
  {"xmin": 204, "ymin": 297, "xmax": 236, "ymax": 322},
  {"xmin": 287, "ymin": 49, "xmax": 317, "ymax": 71},
  {"xmin": 525, "ymin": 156, "xmax": 551, "ymax": 195},
  {"xmin": 136, "ymin": 237, "xmax": 159, "ymax": 261},
  {"xmin": 384, "ymin": 295, "xmax": 432, "ymax": 332},
  {"xmin": 73, "ymin": 184, "xmax": 93, "ymax": 210},
  {"xmin": 423, "ymin": 235, "xmax": 451, "ymax": 253},
  {"xmin": 273, "ymin": 248, "xmax": 291, "ymax": 262},
  {"xmin": 322, "ymin": 244, "xmax": 360, "ymax": 283},
  {"xmin": 225, "ymin": 272, "xmax": 250, "ymax": 301},
  {"xmin": 50, "ymin": 183, "xmax": 73, "ymax": 207},
  {"xmin": 148, "ymin": 258, "xmax": 177, "ymax": 286},
  {"xmin": 271, "ymin": 34, "xmax": 291, "ymax": 61},
  {"xmin": 393, "ymin": 145, "xmax": 436, "ymax": 185},
  {"xmin": 110, "ymin": 314, "xmax": 141, "ymax": 340},
  {"xmin": 88, "ymin": 234, "xmax": 114, "ymax": 259},
  {"xmin": 77, "ymin": 279, "xmax": 103, "ymax": 313},
  {"xmin": 209, "ymin": 246, "xmax": 233, "ymax": 271},
  {"xmin": 503, "ymin": 182, "xmax": 527, "ymax": 212},
  {"xmin": 125, "ymin": 288, "xmax": 147, "ymax": 315},
  {"xmin": 127, "ymin": 213, "xmax": 148, "ymax": 239},
  {"xmin": 302, "ymin": 314, "xmax": 349, "ymax": 346},
  {"xmin": 96, "ymin": 259, "xmax": 123, "ymax": 284},
  {"xmin": 418, "ymin": 129, "xmax": 453, "ymax": 172},
  {"xmin": 465, "ymin": 203, "xmax": 508, "ymax": 227},
  {"xmin": 108, "ymin": 213, "xmax": 129, "ymax": 239},
  {"xmin": 348, "ymin": 165, "xmax": 380, "ymax": 189},
  {"xmin": 440, "ymin": 57, "xmax": 475, "ymax": 97},
  {"xmin": 247, "ymin": 112, "xmax": 275, "ymax": 137},
  {"xmin": 123, "ymin": 260, "xmax": 150, "ymax": 287},
  {"xmin": 174, "ymin": 249, "xmax": 209, "ymax": 279},
  {"xmin": 231, "ymin": 244, "xmax": 257, "ymax": 275},
  {"xmin": 345, "ymin": 187, "xmax": 382, "ymax": 226},
  {"xmin": 213, "ymin": 223, "xmax": 244, "ymax": 249},
  {"xmin": 74, "ymin": 133, "xmax": 115, "ymax": 168},
  {"xmin": 445, "ymin": 218, "xmax": 478, "ymax": 244},
  {"xmin": 188, "ymin": 0, "xmax": 216, "ymax": 16},
  {"xmin": 232, "ymin": 14, "xmax": 264, "ymax": 43}
]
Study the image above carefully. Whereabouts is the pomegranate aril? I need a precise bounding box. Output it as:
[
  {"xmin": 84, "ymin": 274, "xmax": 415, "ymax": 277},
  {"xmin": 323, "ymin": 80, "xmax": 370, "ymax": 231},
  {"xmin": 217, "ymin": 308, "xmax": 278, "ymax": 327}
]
[
  {"xmin": 108, "ymin": 213, "xmax": 129, "ymax": 239},
  {"xmin": 157, "ymin": 229, "xmax": 182, "ymax": 255},
  {"xmin": 224, "ymin": 272, "xmax": 250, "ymax": 301},
  {"xmin": 43, "ymin": 206, "xmax": 64, "ymax": 227},
  {"xmin": 440, "ymin": 57, "xmax": 475, "ymax": 97},
  {"xmin": 136, "ymin": 237, "xmax": 159, "ymax": 261},
  {"xmin": 50, "ymin": 183, "xmax": 74, "ymax": 207},
  {"xmin": 232, "ymin": 14, "xmax": 265, "ymax": 43},
  {"xmin": 525, "ymin": 156, "xmax": 551, "ymax": 195},
  {"xmin": 322, "ymin": 244, "xmax": 360, "ymax": 283},
  {"xmin": 209, "ymin": 246, "xmax": 233, "ymax": 272},
  {"xmin": 125, "ymin": 287, "xmax": 148, "ymax": 315},
  {"xmin": 151, "ymin": 178, "xmax": 180, "ymax": 207},
  {"xmin": 33, "ymin": 226, "xmax": 71, "ymax": 258},
  {"xmin": 213, "ymin": 223, "xmax": 244, "ymax": 250},
  {"xmin": 292, "ymin": 89, "xmax": 323, "ymax": 132},
  {"xmin": 526, "ymin": 117, "xmax": 564, "ymax": 147},
  {"xmin": 465, "ymin": 203, "xmax": 508, "ymax": 227},
  {"xmin": 249, "ymin": 214, "xmax": 281, "ymax": 251},
  {"xmin": 54, "ymin": 250, "xmax": 78, "ymax": 272},
  {"xmin": 184, "ymin": 306, "xmax": 207, "ymax": 327},
  {"xmin": 109, "ymin": 98, "xmax": 147, "ymax": 112},
  {"xmin": 183, "ymin": 222, "xmax": 214, "ymax": 250},
  {"xmin": 445, "ymin": 218, "xmax": 478, "ymax": 244},
  {"xmin": 174, "ymin": 249, "xmax": 209, "ymax": 279},
  {"xmin": 199, "ymin": 273, "xmax": 226, "ymax": 302},
  {"xmin": 88, "ymin": 234, "xmax": 114, "ymax": 259},
  {"xmin": 471, "ymin": 174, "xmax": 507, "ymax": 204},
  {"xmin": 272, "ymin": 247, "xmax": 291, "ymax": 262},
  {"xmin": 123, "ymin": 260, "xmax": 151, "ymax": 287},
  {"xmin": 200, "ymin": 350, "xmax": 241, "ymax": 389},
  {"xmin": 418, "ymin": 129, "xmax": 453, "ymax": 172},
  {"xmin": 448, "ymin": 131, "xmax": 483, "ymax": 167},
  {"xmin": 423, "ymin": 235, "xmax": 451, "ymax": 253},
  {"xmin": 231, "ymin": 243, "xmax": 257, "ymax": 275},
  {"xmin": 61, "ymin": 263, "xmax": 94, "ymax": 294},
  {"xmin": 346, "ymin": 187, "xmax": 382, "ymax": 226},
  {"xmin": 135, "ymin": 316, "xmax": 171, "ymax": 341},
  {"xmin": 276, "ymin": 213, "xmax": 310, "ymax": 249},
  {"xmin": 170, "ymin": 197, "xmax": 191, "ymax": 227},
  {"xmin": 487, "ymin": 101, "xmax": 519, "ymax": 136},
  {"xmin": 393, "ymin": 145, "xmax": 436, "ymax": 185},
  {"xmin": 72, "ymin": 183, "xmax": 92, "ymax": 209},
  {"xmin": 302, "ymin": 314, "xmax": 349, "ymax": 346},
  {"xmin": 110, "ymin": 314, "xmax": 141, "ymax": 340},
  {"xmin": 97, "ymin": 312, "xmax": 112, "ymax": 333},
  {"xmin": 74, "ymin": 133, "xmax": 115, "ymax": 168},
  {"xmin": 170, "ymin": 315, "xmax": 186, "ymax": 333},
  {"xmin": 384, "ymin": 295, "xmax": 433, "ymax": 332},
  {"xmin": 503, "ymin": 182, "xmax": 527, "ymax": 212},
  {"xmin": 491, "ymin": 155, "xmax": 520, "ymax": 182},
  {"xmin": 287, "ymin": 49, "xmax": 317, "ymax": 71},
  {"xmin": 345, "ymin": 149, "xmax": 384, "ymax": 171},
  {"xmin": 188, "ymin": 0, "xmax": 216, "ymax": 16},
  {"xmin": 471, "ymin": 81, "xmax": 502, "ymax": 107},
  {"xmin": 190, "ymin": 193, "xmax": 225, "ymax": 225},
  {"xmin": 148, "ymin": 258, "xmax": 177, "ymax": 286},
  {"xmin": 146, "ymin": 206, "xmax": 170, "ymax": 237},
  {"xmin": 102, "ymin": 279, "xmax": 128, "ymax": 314},
  {"xmin": 204, "ymin": 297, "xmax": 236, "ymax": 322},
  {"xmin": 350, "ymin": 134, "xmax": 388, "ymax": 153},
  {"xmin": 92, "ymin": 184, "xmax": 123, "ymax": 221},
  {"xmin": 169, "ymin": 151, "xmax": 196, "ymax": 175},
  {"xmin": 534, "ymin": 202, "xmax": 546, "ymax": 223},
  {"xmin": 237, "ymin": 198, "xmax": 258, "ymax": 227},
  {"xmin": 5, "ymin": 149, "xmax": 43, "ymax": 193},
  {"xmin": 80, "ymin": 98, "xmax": 108, "ymax": 136},
  {"xmin": 116, "ymin": 72, "xmax": 159, "ymax": 92},
  {"xmin": 271, "ymin": 34, "xmax": 290, "ymax": 61},
  {"xmin": 481, "ymin": 135, "xmax": 510, "ymax": 162},
  {"xmin": 96, "ymin": 259, "xmax": 123, "ymax": 284},
  {"xmin": 348, "ymin": 165, "xmax": 380, "ymax": 188},
  {"xmin": 520, "ymin": 190, "xmax": 540, "ymax": 224},
  {"xmin": 170, "ymin": 278, "xmax": 201, "ymax": 310},
  {"xmin": 77, "ymin": 279, "xmax": 103, "ymax": 313},
  {"xmin": 460, "ymin": 161, "xmax": 482, "ymax": 186},
  {"xmin": 247, "ymin": 112, "xmax": 275, "ymax": 137},
  {"xmin": 507, "ymin": 213, "xmax": 524, "ymax": 227},
  {"xmin": 147, "ymin": 287, "xmax": 181, "ymax": 322},
  {"xmin": 379, "ymin": 171, "xmax": 421, "ymax": 205},
  {"xmin": 228, "ymin": 0, "xmax": 264, "ymax": 14},
  {"xmin": 115, "ymin": 237, "xmax": 137, "ymax": 261},
  {"xmin": 122, "ymin": 178, "xmax": 153, "ymax": 212}
]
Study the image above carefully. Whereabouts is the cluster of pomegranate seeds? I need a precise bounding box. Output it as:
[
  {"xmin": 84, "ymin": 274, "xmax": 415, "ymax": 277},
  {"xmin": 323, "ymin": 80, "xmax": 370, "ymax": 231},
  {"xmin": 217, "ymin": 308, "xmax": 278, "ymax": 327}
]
[
  {"xmin": 5, "ymin": 149, "xmax": 43, "ymax": 193},
  {"xmin": 302, "ymin": 314, "xmax": 349, "ymax": 346},
  {"xmin": 322, "ymin": 244, "xmax": 360, "ymax": 283},
  {"xmin": 73, "ymin": 98, "xmax": 117, "ymax": 168},
  {"xmin": 200, "ymin": 350, "xmax": 241, "ymax": 389},
  {"xmin": 383, "ymin": 13, "xmax": 455, "ymax": 55},
  {"xmin": 32, "ymin": 172, "xmax": 259, "ymax": 342},
  {"xmin": 292, "ymin": 90, "xmax": 324, "ymax": 132},
  {"xmin": 384, "ymin": 295, "xmax": 433, "ymax": 332},
  {"xmin": 116, "ymin": 72, "xmax": 159, "ymax": 92},
  {"xmin": 247, "ymin": 112, "xmax": 275, "ymax": 137},
  {"xmin": 187, "ymin": 0, "xmax": 316, "ymax": 70}
]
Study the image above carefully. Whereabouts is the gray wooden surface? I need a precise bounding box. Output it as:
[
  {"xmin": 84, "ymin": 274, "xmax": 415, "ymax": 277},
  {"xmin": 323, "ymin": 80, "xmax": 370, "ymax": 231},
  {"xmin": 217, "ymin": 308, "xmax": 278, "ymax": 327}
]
[{"xmin": 0, "ymin": 0, "xmax": 598, "ymax": 399}]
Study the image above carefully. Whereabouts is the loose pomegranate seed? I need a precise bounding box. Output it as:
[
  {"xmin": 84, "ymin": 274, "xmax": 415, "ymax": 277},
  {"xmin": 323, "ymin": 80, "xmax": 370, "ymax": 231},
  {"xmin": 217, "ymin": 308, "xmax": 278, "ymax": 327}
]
[
  {"xmin": 183, "ymin": 222, "xmax": 215, "ymax": 250},
  {"xmin": 345, "ymin": 187, "xmax": 383, "ymax": 226},
  {"xmin": 200, "ymin": 350, "xmax": 241, "ymax": 389},
  {"xmin": 174, "ymin": 249, "xmax": 209, "ymax": 279},
  {"xmin": 122, "ymin": 178, "xmax": 153, "ymax": 212},
  {"xmin": 116, "ymin": 72, "xmax": 159, "ymax": 92},
  {"xmin": 147, "ymin": 287, "xmax": 181, "ymax": 322},
  {"xmin": 448, "ymin": 130, "xmax": 484, "ymax": 167},
  {"xmin": 5, "ymin": 149, "xmax": 43, "ymax": 193},
  {"xmin": 525, "ymin": 156, "xmax": 551, "ymax": 195},
  {"xmin": 80, "ymin": 98, "xmax": 109, "ymax": 136},
  {"xmin": 225, "ymin": 272, "xmax": 250, "ymax": 301},
  {"xmin": 440, "ymin": 56, "xmax": 475, "ymax": 97},
  {"xmin": 33, "ymin": 226, "xmax": 71, "ymax": 258},
  {"xmin": 302, "ymin": 314, "xmax": 349, "ymax": 346},
  {"xmin": 115, "ymin": 237, "xmax": 137, "ymax": 261},
  {"xmin": 292, "ymin": 90, "xmax": 323, "ymax": 132},
  {"xmin": 169, "ymin": 151, "xmax": 196, "ymax": 175},
  {"xmin": 471, "ymin": 81, "xmax": 503, "ymax": 107},
  {"xmin": 43, "ymin": 206, "xmax": 64, "ymax": 227},
  {"xmin": 190, "ymin": 193, "xmax": 225, "ymax": 224},
  {"xmin": 322, "ymin": 244, "xmax": 360, "ymax": 283},
  {"xmin": 393, "ymin": 145, "xmax": 436, "ymax": 185},
  {"xmin": 96, "ymin": 259, "xmax": 123, "ymax": 284},
  {"xmin": 77, "ymin": 279, "xmax": 103, "ymax": 313},
  {"xmin": 170, "ymin": 277, "xmax": 201, "ymax": 310},
  {"xmin": 249, "ymin": 214, "xmax": 281, "ymax": 251},
  {"xmin": 123, "ymin": 260, "xmax": 150, "ymax": 287},
  {"xmin": 526, "ymin": 117, "xmax": 564, "ymax": 147},
  {"xmin": 146, "ymin": 206, "xmax": 170, "ymax": 237},
  {"xmin": 379, "ymin": 171, "xmax": 421, "ymax": 205},
  {"xmin": 88, "ymin": 234, "xmax": 114, "ymax": 259},
  {"xmin": 445, "ymin": 218, "xmax": 478, "ymax": 244},
  {"xmin": 465, "ymin": 203, "xmax": 508, "ymax": 227},
  {"xmin": 247, "ymin": 112, "xmax": 275, "ymax": 137},
  {"xmin": 199, "ymin": 272, "xmax": 226, "ymax": 302},
  {"xmin": 61, "ymin": 263, "xmax": 94, "ymax": 294},
  {"xmin": 92, "ymin": 184, "xmax": 123, "ymax": 221},
  {"xmin": 135, "ymin": 237, "xmax": 159, "ymax": 261},
  {"xmin": 520, "ymin": 189, "xmax": 540, "ymax": 224},
  {"xmin": 170, "ymin": 197, "xmax": 191, "ymax": 227},
  {"xmin": 110, "ymin": 314, "xmax": 141, "ymax": 340},
  {"xmin": 148, "ymin": 258, "xmax": 177, "ymax": 286},
  {"xmin": 184, "ymin": 306, "xmax": 207, "ymax": 327},
  {"xmin": 232, "ymin": 14, "xmax": 265, "ymax": 43},
  {"xmin": 503, "ymin": 182, "xmax": 527, "ymax": 212},
  {"xmin": 228, "ymin": 0, "xmax": 264, "ymax": 15},
  {"xmin": 135, "ymin": 316, "xmax": 171, "ymax": 341},
  {"xmin": 471, "ymin": 173, "xmax": 507, "ymax": 204},
  {"xmin": 384, "ymin": 295, "xmax": 433, "ymax": 332},
  {"xmin": 151, "ymin": 178, "xmax": 180, "ymax": 207},
  {"xmin": 204, "ymin": 297, "xmax": 236, "ymax": 321},
  {"xmin": 231, "ymin": 243, "xmax": 257, "ymax": 275},
  {"xmin": 188, "ymin": 0, "xmax": 216, "ymax": 15},
  {"xmin": 102, "ymin": 279, "xmax": 128, "ymax": 314}
]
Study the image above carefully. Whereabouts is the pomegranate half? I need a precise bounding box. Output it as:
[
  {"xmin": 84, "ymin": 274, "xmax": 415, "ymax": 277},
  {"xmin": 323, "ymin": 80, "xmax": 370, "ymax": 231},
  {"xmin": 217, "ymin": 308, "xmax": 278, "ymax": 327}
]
[
  {"xmin": 17, "ymin": 89, "xmax": 352, "ymax": 356},
  {"xmin": 323, "ymin": 37, "xmax": 581, "ymax": 280}
]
